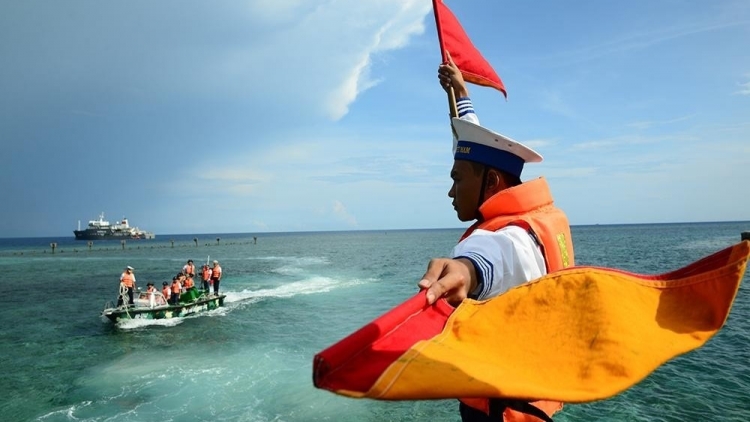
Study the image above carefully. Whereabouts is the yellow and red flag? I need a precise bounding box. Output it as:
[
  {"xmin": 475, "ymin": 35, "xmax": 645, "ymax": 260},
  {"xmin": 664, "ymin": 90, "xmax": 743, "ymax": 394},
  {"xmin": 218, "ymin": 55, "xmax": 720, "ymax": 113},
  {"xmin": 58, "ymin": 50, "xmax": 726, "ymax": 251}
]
[
  {"xmin": 313, "ymin": 241, "xmax": 748, "ymax": 405},
  {"xmin": 433, "ymin": 0, "xmax": 507, "ymax": 97}
]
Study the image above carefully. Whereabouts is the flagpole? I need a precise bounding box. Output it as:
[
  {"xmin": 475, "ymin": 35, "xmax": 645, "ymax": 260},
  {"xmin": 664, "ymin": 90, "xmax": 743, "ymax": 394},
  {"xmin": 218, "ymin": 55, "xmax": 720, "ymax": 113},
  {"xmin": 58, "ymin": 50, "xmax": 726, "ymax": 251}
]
[
  {"xmin": 432, "ymin": 0, "xmax": 458, "ymax": 118},
  {"xmin": 447, "ymin": 87, "xmax": 458, "ymax": 119}
]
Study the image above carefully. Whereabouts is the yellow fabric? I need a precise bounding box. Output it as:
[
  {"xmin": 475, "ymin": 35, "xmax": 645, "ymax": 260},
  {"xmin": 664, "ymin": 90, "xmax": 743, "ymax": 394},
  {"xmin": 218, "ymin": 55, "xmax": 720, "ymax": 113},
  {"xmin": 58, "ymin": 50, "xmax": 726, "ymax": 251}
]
[{"xmin": 366, "ymin": 241, "xmax": 749, "ymax": 403}]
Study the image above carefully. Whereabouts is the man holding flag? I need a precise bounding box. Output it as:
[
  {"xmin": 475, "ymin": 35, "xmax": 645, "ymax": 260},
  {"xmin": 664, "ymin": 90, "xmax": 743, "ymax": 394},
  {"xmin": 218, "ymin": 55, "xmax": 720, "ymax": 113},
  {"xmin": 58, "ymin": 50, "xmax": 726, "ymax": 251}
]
[
  {"xmin": 313, "ymin": 4, "xmax": 750, "ymax": 422},
  {"xmin": 421, "ymin": 49, "xmax": 573, "ymax": 422},
  {"xmin": 429, "ymin": 2, "xmax": 572, "ymax": 420}
]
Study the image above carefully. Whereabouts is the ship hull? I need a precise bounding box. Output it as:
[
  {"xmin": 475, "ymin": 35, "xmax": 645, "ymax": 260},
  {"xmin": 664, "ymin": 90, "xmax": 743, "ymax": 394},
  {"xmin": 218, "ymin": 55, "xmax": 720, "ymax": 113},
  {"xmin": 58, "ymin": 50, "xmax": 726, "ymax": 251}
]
[{"xmin": 74, "ymin": 229, "xmax": 155, "ymax": 240}]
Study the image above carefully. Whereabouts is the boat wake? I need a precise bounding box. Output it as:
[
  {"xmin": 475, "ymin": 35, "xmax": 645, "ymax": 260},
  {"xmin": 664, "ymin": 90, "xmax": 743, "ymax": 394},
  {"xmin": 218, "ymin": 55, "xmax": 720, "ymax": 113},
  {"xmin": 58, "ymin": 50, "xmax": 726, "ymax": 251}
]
[
  {"xmin": 224, "ymin": 276, "xmax": 366, "ymax": 303},
  {"xmin": 116, "ymin": 317, "xmax": 186, "ymax": 330}
]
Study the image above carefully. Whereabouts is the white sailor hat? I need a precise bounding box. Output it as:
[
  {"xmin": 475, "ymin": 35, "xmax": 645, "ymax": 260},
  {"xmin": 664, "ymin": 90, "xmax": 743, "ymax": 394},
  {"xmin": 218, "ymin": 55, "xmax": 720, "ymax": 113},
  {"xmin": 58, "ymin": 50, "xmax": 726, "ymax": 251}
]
[
  {"xmin": 126, "ymin": 266, "xmax": 134, "ymax": 270},
  {"xmin": 451, "ymin": 117, "xmax": 542, "ymax": 178}
]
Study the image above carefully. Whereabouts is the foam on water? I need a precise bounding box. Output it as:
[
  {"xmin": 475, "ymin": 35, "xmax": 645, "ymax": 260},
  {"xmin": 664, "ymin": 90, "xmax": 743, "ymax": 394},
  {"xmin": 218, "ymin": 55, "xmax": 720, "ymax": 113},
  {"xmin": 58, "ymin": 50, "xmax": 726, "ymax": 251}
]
[
  {"xmin": 675, "ymin": 236, "xmax": 739, "ymax": 252},
  {"xmin": 225, "ymin": 276, "xmax": 365, "ymax": 302},
  {"xmin": 246, "ymin": 255, "xmax": 330, "ymax": 265},
  {"xmin": 115, "ymin": 316, "xmax": 186, "ymax": 330}
]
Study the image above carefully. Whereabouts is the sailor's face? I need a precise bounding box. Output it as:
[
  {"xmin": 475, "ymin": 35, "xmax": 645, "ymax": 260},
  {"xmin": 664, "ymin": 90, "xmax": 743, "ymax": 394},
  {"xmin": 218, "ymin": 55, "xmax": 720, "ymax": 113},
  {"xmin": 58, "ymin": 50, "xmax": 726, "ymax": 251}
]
[{"xmin": 448, "ymin": 160, "xmax": 482, "ymax": 222}]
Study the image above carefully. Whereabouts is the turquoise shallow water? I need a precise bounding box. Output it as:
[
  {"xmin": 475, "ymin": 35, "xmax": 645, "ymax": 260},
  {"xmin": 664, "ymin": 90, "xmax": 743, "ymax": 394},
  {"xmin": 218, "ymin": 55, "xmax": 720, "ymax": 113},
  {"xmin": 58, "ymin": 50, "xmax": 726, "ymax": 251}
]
[{"xmin": 0, "ymin": 222, "xmax": 749, "ymax": 421}]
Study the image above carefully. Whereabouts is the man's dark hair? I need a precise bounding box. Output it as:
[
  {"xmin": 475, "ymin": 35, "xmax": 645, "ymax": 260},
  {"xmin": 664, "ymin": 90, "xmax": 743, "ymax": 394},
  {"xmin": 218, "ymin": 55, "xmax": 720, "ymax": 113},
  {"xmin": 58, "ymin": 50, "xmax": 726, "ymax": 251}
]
[{"xmin": 470, "ymin": 161, "xmax": 521, "ymax": 187}]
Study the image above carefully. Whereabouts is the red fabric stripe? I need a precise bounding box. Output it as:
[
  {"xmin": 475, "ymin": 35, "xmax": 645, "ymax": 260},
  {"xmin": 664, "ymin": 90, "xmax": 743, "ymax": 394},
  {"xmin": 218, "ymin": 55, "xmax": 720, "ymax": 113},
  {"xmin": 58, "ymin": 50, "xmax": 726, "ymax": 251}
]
[{"xmin": 313, "ymin": 290, "xmax": 454, "ymax": 394}]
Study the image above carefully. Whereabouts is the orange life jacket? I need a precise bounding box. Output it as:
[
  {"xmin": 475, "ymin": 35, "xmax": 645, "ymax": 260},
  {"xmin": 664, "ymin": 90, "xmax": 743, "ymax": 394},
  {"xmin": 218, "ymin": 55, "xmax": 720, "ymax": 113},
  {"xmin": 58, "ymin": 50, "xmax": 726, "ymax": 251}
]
[
  {"xmin": 121, "ymin": 272, "xmax": 135, "ymax": 288},
  {"xmin": 459, "ymin": 177, "xmax": 574, "ymax": 272},
  {"xmin": 184, "ymin": 277, "xmax": 195, "ymax": 289},
  {"xmin": 201, "ymin": 267, "xmax": 211, "ymax": 281},
  {"xmin": 458, "ymin": 177, "xmax": 574, "ymax": 421},
  {"xmin": 211, "ymin": 265, "xmax": 222, "ymax": 280},
  {"xmin": 162, "ymin": 286, "xmax": 170, "ymax": 298},
  {"xmin": 171, "ymin": 281, "xmax": 181, "ymax": 294}
]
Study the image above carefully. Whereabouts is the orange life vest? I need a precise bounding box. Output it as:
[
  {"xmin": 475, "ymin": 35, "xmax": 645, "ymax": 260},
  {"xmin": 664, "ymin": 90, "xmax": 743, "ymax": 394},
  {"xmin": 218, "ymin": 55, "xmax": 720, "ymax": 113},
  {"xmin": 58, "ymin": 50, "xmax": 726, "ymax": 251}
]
[
  {"xmin": 121, "ymin": 272, "xmax": 135, "ymax": 288},
  {"xmin": 162, "ymin": 286, "xmax": 170, "ymax": 298},
  {"xmin": 459, "ymin": 177, "xmax": 574, "ymax": 272},
  {"xmin": 201, "ymin": 267, "xmax": 211, "ymax": 281},
  {"xmin": 458, "ymin": 177, "xmax": 574, "ymax": 421},
  {"xmin": 171, "ymin": 281, "xmax": 181, "ymax": 294},
  {"xmin": 184, "ymin": 277, "xmax": 195, "ymax": 289},
  {"xmin": 211, "ymin": 265, "xmax": 222, "ymax": 280}
]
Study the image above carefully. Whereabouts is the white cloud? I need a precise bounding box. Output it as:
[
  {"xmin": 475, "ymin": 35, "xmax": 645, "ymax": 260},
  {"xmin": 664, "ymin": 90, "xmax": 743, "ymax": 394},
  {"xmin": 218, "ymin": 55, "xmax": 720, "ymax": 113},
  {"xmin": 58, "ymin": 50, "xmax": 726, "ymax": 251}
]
[
  {"xmin": 736, "ymin": 77, "xmax": 750, "ymax": 96},
  {"xmin": 332, "ymin": 200, "xmax": 358, "ymax": 227},
  {"xmin": 571, "ymin": 133, "xmax": 697, "ymax": 151},
  {"xmin": 626, "ymin": 114, "xmax": 696, "ymax": 130},
  {"xmin": 0, "ymin": 1, "xmax": 432, "ymax": 122},
  {"xmin": 539, "ymin": 91, "xmax": 578, "ymax": 119},
  {"xmin": 529, "ymin": 15, "xmax": 750, "ymax": 68},
  {"xmin": 228, "ymin": 0, "xmax": 432, "ymax": 120},
  {"xmin": 522, "ymin": 138, "xmax": 556, "ymax": 150}
]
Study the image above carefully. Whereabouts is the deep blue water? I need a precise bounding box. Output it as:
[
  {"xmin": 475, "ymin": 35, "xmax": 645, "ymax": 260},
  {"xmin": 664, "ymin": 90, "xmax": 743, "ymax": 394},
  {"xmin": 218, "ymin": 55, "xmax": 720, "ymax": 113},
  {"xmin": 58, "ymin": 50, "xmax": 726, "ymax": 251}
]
[{"xmin": 0, "ymin": 222, "xmax": 748, "ymax": 421}]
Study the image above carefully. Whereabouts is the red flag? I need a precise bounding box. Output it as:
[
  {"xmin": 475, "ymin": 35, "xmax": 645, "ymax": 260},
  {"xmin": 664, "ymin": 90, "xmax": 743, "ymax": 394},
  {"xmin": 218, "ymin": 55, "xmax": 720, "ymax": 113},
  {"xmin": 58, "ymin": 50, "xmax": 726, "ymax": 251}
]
[{"xmin": 433, "ymin": 0, "xmax": 507, "ymax": 97}]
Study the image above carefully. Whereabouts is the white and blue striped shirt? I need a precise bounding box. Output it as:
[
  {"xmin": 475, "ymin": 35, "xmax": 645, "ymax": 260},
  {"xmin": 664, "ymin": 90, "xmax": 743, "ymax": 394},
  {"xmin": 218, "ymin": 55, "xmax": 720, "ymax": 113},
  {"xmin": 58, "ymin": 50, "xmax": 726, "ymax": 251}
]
[{"xmin": 451, "ymin": 226, "xmax": 546, "ymax": 300}]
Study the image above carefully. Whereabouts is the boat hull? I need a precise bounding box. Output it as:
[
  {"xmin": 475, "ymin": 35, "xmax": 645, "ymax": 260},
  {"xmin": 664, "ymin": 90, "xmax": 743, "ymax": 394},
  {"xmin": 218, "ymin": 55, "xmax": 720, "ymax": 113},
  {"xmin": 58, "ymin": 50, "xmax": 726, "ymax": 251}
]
[
  {"xmin": 74, "ymin": 229, "xmax": 155, "ymax": 240},
  {"xmin": 102, "ymin": 294, "xmax": 225, "ymax": 323},
  {"xmin": 75, "ymin": 213, "xmax": 155, "ymax": 240}
]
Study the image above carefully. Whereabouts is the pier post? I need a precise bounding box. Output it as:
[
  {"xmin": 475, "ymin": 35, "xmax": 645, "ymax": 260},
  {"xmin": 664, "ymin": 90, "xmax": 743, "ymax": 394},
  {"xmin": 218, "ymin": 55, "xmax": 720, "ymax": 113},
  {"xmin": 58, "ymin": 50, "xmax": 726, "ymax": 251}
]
[
  {"xmin": 121, "ymin": 240, "xmax": 126, "ymax": 250},
  {"xmin": 216, "ymin": 237, "xmax": 220, "ymax": 246},
  {"xmin": 50, "ymin": 242, "xmax": 57, "ymax": 254},
  {"xmin": 742, "ymin": 232, "xmax": 750, "ymax": 241},
  {"xmin": 171, "ymin": 240, "xmax": 174, "ymax": 248},
  {"xmin": 87, "ymin": 241, "xmax": 93, "ymax": 251},
  {"xmin": 194, "ymin": 238, "xmax": 198, "ymax": 247}
]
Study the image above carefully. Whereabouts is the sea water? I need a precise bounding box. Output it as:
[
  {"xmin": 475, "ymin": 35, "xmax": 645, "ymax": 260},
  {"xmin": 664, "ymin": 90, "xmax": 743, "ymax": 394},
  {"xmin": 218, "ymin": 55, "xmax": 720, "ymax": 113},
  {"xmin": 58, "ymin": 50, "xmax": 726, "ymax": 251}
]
[{"xmin": 0, "ymin": 222, "xmax": 749, "ymax": 422}]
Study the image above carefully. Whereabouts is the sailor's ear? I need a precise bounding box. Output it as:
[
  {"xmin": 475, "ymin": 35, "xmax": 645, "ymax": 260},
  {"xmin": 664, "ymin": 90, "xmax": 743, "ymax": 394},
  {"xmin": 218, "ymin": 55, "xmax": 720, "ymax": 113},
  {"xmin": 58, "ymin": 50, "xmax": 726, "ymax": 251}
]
[{"xmin": 484, "ymin": 169, "xmax": 502, "ymax": 195}]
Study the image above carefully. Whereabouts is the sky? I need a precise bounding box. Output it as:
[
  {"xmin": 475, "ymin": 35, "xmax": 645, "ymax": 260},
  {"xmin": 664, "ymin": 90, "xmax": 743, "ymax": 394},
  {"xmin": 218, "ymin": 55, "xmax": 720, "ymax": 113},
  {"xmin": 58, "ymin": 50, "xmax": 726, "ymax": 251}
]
[{"xmin": 1, "ymin": 0, "xmax": 749, "ymax": 238}]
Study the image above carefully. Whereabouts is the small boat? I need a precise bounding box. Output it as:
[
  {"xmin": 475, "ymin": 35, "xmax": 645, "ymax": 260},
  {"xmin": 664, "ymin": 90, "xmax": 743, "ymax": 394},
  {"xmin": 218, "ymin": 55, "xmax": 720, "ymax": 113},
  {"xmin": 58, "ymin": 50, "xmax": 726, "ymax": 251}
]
[{"xmin": 101, "ymin": 288, "xmax": 226, "ymax": 323}]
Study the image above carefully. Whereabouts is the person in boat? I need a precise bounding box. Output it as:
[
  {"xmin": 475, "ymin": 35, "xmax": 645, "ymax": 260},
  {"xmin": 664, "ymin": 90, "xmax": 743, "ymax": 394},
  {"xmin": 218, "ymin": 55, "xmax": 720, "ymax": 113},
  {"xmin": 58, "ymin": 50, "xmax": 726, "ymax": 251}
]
[
  {"xmin": 183, "ymin": 272, "xmax": 197, "ymax": 293},
  {"xmin": 117, "ymin": 265, "xmax": 136, "ymax": 307},
  {"xmin": 210, "ymin": 260, "xmax": 222, "ymax": 295},
  {"xmin": 182, "ymin": 259, "xmax": 196, "ymax": 278},
  {"xmin": 170, "ymin": 276, "xmax": 181, "ymax": 305},
  {"xmin": 416, "ymin": 53, "xmax": 575, "ymax": 421},
  {"xmin": 162, "ymin": 281, "xmax": 171, "ymax": 304},
  {"xmin": 145, "ymin": 282, "xmax": 166, "ymax": 306},
  {"xmin": 176, "ymin": 272, "xmax": 187, "ymax": 293},
  {"xmin": 200, "ymin": 264, "xmax": 212, "ymax": 293}
]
